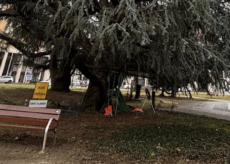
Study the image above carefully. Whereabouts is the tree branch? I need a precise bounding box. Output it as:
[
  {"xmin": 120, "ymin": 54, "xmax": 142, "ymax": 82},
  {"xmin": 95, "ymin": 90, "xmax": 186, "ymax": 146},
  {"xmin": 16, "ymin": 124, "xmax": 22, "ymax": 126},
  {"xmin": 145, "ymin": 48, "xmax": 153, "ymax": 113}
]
[
  {"xmin": 0, "ymin": 12, "xmax": 18, "ymax": 17},
  {"xmin": 0, "ymin": 30, "xmax": 51, "ymax": 57},
  {"xmin": 0, "ymin": 30, "xmax": 25, "ymax": 52},
  {"xmin": 99, "ymin": 0, "xmax": 109, "ymax": 8},
  {"xmin": 0, "ymin": 0, "xmax": 39, "ymax": 4}
]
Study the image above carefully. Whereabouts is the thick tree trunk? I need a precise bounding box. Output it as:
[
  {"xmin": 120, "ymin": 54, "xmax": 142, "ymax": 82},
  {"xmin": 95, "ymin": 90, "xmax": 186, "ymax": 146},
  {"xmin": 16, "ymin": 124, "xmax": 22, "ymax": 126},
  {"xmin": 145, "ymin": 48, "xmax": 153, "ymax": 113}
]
[
  {"xmin": 171, "ymin": 84, "xmax": 177, "ymax": 98},
  {"xmin": 49, "ymin": 52, "xmax": 73, "ymax": 92},
  {"xmin": 159, "ymin": 88, "xmax": 165, "ymax": 97},
  {"xmin": 81, "ymin": 79, "xmax": 107, "ymax": 111},
  {"xmin": 76, "ymin": 58, "xmax": 108, "ymax": 111},
  {"xmin": 50, "ymin": 72, "xmax": 71, "ymax": 92}
]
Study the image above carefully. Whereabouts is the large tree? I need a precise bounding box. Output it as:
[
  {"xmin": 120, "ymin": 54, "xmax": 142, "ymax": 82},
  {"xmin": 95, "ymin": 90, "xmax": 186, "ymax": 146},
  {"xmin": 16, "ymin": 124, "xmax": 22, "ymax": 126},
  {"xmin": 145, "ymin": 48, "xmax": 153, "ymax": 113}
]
[
  {"xmin": 0, "ymin": 0, "xmax": 76, "ymax": 91},
  {"xmin": 0, "ymin": 0, "xmax": 230, "ymax": 110}
]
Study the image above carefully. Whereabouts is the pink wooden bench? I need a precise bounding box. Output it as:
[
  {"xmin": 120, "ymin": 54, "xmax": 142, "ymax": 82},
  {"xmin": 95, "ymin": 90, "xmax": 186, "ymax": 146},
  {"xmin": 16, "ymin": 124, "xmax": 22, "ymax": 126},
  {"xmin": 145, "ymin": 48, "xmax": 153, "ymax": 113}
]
[{"xmin": 0, "ymin": 104, "xmax": 61, "ymax": 153}]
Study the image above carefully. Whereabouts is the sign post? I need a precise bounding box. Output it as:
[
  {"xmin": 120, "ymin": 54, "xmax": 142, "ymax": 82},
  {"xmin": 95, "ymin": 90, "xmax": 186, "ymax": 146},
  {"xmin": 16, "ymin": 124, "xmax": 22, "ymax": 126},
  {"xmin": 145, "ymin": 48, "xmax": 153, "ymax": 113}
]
[
  {"xmin": 29, "ymin": 82, "xmax": 49, "ymax": 108},
  {"xmin": 32, "ymin": 82, "xmax": 49, "ymax": 99},
  {"xmin": 29, "ymin": 100, "xmax": 48, "ymax": 107}
]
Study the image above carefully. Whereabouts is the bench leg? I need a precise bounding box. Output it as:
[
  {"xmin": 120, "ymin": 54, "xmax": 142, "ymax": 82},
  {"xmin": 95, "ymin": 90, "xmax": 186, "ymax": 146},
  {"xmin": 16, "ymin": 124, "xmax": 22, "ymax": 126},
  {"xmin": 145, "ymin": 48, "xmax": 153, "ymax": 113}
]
[{"xmin": 40, "ymin": 118, "xmax": 54, "ymax": 154}]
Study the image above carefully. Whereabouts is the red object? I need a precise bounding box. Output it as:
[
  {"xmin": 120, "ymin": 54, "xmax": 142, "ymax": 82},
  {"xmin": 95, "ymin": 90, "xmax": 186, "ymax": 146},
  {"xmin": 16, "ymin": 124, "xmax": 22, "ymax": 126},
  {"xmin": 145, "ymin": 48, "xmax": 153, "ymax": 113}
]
[
  {"xmin": 132, "ymin": 108, "xmax": 143, "ymax": 112},
  {"xmin": 104, "ymin": 105, "xmax": 112, "ymax": 116}
]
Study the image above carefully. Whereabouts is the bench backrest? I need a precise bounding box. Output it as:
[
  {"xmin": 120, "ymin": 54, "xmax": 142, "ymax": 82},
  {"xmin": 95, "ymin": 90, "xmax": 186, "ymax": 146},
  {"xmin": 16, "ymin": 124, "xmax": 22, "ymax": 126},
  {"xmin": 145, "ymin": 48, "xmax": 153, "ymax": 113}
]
[{"xmin": 0, "ymin": 104, "xmax": 61, "ymax": 128}]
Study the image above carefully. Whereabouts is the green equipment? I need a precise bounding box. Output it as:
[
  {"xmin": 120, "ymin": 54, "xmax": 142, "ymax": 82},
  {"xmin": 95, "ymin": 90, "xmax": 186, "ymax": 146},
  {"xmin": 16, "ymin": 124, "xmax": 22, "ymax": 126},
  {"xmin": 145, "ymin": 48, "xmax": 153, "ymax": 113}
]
[{"xmin": 101, "ymin": 73, "xmax": 130, "ymax": 116}]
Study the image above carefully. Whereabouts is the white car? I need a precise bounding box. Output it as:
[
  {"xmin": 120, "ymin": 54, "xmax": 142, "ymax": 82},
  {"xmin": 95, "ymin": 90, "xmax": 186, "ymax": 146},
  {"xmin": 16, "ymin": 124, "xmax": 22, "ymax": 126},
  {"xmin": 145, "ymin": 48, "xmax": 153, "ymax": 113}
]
[{"xmin": 0, "ymin": 76, "xmax": 14, "ymax": 84}]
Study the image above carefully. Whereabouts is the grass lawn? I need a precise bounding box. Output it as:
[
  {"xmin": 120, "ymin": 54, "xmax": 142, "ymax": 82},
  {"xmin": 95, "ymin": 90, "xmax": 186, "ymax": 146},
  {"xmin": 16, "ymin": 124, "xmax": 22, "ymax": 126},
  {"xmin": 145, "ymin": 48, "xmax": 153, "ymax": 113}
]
[{"xmin": 0, "ymin": 83, "xmax": 230, "ymax": 163}]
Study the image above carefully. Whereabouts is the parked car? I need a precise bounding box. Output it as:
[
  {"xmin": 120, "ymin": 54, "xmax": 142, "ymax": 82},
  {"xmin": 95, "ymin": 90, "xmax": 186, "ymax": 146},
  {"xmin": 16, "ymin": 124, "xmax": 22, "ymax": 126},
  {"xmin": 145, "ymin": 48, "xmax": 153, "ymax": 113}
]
[{"xmin": 0, "ymin": 76, "xmax": 14, "ymax": 84}]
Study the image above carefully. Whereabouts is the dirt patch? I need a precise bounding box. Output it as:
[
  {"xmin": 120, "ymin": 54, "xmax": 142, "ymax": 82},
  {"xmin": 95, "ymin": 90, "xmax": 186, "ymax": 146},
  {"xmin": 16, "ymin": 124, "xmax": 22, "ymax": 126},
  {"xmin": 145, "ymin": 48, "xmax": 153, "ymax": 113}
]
[{"xmin": 0, "ymin": 112, "xmax": 211, "ymax": 164}]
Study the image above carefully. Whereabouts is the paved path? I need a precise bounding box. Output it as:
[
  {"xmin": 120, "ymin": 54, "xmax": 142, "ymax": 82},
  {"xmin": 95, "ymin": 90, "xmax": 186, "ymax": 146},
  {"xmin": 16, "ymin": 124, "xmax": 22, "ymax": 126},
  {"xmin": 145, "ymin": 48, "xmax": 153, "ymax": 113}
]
[{"xmin": 175, "ymin": 100, "xmax": 230, "ymax": 121}]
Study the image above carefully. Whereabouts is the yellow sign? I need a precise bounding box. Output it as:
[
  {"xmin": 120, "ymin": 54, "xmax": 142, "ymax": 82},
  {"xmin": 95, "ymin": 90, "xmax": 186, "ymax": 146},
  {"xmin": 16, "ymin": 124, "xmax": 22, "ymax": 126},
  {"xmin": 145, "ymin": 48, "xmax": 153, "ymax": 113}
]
[{"xmin": 33, "ymin": 82, "xmax": 49, "ymax": 99}]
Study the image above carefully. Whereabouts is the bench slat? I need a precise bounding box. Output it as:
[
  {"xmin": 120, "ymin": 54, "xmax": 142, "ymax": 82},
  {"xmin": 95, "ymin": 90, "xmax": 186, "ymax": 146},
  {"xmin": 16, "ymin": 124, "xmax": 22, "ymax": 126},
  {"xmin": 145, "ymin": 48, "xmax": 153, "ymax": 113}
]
[
  {"xmin": 0, "ymin": 123, "xmax": 49, "ymax": 130},
  {"xmin": 0, "ymin": 104, "xmax": 61, "ymax": 153},
  {"xmin": 0, "ymin": 104, "xmax": 61, "ymax": 115},
  {"xmin": 0, "ymin": 117, "xmax": 58, "ymax": 127},
  {"xmin": 0, "ymin": 110, "xmax": 60, "ymax": 120}
]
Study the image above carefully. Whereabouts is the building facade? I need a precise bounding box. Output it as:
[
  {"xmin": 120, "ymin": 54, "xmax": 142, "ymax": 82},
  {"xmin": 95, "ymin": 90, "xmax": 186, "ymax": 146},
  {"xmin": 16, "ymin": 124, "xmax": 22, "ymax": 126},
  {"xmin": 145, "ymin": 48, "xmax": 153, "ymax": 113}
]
[
  {"xmin": 0, "ymin": 19, "xmax": 50, "ymax": 83},
  {"xmin": 0, "ymin": 50, "xmax": 50, "ymax": 83}
]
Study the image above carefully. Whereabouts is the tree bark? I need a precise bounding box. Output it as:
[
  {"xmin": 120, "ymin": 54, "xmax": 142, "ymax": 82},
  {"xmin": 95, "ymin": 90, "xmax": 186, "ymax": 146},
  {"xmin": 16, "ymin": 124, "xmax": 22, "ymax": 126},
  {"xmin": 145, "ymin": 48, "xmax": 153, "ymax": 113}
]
[
  {"xmin": 50, "ymin": 71, "xmax": 71, "ymax": 92},
  {"xmin": 81, "ymin": 79, "xmax": 107, "ymax": 111},
  {"xmin": 49, "ymin": 52, "xmax": 73, "ymax": 92},
  {"xmin": 171, "ymin": 84, "xmax": 177, "ymax": 98},
  {"xmin": 76, "ymin": 58, "xmax": 108, "ymax": 111}
]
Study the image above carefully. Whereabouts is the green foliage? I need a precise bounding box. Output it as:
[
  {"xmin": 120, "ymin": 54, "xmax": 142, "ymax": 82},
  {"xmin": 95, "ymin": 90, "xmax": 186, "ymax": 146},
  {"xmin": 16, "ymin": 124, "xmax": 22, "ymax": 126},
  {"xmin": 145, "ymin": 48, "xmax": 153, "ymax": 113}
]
[
  {"xmin": 48, "ymin": 101, "xmax": 81, "ymax": 117},
  {"xmin": 1, "ymin": 0, "xmax": 230, "ymax": 101},
  {"xmin": 0, "ymin": 83, "xmax": 35, "ymax": 89},
  {"xmin": 39, "ymin": 0, "xmax": 230, "ymax": 81},
  {"xmin": 96, "ymin": 123, "xmax": 230, "ymax": 161}
]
